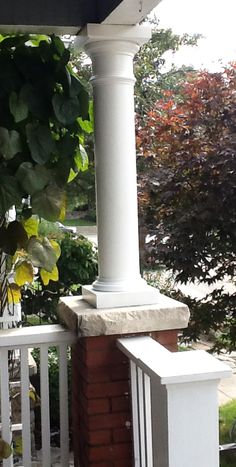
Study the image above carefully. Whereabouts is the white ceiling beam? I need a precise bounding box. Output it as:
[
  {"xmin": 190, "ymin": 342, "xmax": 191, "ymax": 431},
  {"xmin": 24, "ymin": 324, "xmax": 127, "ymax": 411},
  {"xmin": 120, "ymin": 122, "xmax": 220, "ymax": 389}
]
[{"xmin": 103, "ymin": 0, "xmax": 162, "ymax": 25}]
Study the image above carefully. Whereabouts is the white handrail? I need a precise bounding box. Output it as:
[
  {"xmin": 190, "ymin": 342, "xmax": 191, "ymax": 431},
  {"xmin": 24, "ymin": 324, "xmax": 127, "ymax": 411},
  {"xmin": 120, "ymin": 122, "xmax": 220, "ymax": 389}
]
[
  {"xmin": 0, "ymin": 324, "xmax": 76, "ymax": 347},
  {"xmin": 118, "ymin": 336, "xmax": 231, "ymax": 467}
]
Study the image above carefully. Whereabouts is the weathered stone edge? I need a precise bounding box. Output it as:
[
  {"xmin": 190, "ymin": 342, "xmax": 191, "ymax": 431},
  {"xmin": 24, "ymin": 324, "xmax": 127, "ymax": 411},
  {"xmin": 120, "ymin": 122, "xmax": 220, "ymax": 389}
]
[{"xmin": 58, "ymin": 295, "xmax": 190, "ymax": 337}]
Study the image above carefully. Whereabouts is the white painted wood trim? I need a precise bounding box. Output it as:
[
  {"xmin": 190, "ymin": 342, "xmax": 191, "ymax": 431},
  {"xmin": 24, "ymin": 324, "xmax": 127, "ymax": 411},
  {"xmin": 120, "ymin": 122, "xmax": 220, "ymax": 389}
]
[
  {"xmin": 137, "ymin": 367, "xmax": 146, "ymax": 466},
  {"xmin": 20, "ymin": 347, "xmax": 32, "ymax": 467},
  {"xmin": 0, "ymin": 324, "xmax": 76, "ymax": 348},
  {"xmin": 59, "ymin": 344, "xmax": 70, "ymax": 467},
  {"xmin": 130, "ymin": 361, "xmax": 141, "ymax": 467},
  {"xmin": 118, "ymin": 337, "xmax": 231, "ymax": 383},
  {"xmin": 144, "ymin": 373, "xmax": 153, "ymax": 466},
  {"xmin": 0, "ymin": 349, "xmax": 13, "ymax": 467},
  {"xmin": 103, "ymin": 0, "xmax": 162, "ymax": 25},
  {"xmin": 40, "ymin": 345, "xmax": 51, "ymax": 467}
]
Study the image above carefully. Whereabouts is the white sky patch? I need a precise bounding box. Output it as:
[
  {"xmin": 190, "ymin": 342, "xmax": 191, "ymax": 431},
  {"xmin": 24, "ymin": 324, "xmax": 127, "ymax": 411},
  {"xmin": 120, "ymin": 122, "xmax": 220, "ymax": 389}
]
[{"xmin": 154, "ymin": 0, "xmax": 236, "ymax": 70}]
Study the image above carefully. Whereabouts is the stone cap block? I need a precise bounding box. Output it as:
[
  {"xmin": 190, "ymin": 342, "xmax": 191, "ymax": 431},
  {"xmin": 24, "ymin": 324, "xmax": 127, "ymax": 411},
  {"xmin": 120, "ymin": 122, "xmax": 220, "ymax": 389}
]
[{"xmin": 58, "ymin": 295, "xmax": 189, "ymax": 337}]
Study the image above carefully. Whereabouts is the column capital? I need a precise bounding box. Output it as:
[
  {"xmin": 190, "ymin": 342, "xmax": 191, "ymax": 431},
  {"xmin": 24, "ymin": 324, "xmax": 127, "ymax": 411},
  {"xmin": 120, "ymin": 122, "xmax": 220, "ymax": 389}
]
[{"xmin": 75, "ymin": 23, "xmax": 152, "ymax": 52}]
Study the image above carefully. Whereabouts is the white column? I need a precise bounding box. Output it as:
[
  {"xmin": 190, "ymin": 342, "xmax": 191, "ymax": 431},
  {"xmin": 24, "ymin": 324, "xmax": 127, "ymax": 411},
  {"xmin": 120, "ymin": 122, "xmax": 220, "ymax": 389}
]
[{"xmin": 76, "ymin": 24, "xmax": 159, "ymax": 308}]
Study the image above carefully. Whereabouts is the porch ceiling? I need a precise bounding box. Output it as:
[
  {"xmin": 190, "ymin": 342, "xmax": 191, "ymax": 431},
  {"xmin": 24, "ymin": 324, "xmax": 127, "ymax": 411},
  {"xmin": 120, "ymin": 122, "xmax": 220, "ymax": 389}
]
[{"xmin": 0, "ymin": 0, "xmax": 162, "ymax": 34}]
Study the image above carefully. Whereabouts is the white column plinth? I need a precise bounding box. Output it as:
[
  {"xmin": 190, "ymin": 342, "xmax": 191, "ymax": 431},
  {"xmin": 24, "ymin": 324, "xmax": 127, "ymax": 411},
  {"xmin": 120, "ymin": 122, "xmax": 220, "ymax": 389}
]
[{"xmin": 76, "ymin": 24, "xmax": 159, "ymax": 308}]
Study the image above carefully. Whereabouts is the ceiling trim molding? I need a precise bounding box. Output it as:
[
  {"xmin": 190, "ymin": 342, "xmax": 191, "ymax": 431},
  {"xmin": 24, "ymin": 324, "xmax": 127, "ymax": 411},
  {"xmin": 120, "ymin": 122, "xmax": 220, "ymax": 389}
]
[{"xmin": 103, "ymin": 0, "xmax": 162, "ymax": 25}]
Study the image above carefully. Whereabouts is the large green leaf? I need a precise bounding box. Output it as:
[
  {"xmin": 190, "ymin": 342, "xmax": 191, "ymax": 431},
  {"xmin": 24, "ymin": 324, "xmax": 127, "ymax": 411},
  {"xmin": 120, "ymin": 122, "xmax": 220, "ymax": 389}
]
[
  {"xmin": 52, "ymin": 94, "xmax": 81, "ymax": 125},
  {"xmin": 74, "ymin": 145, "xmax": 89, "ymax": 172},
  {"xmin": 31, "ymin": 184, "xmax": 64, "ymax": 221},
  {"xmin": 16, "ymin": 162, "xmax": 51, "ymax": 195},
  {"xmin": 26, "ymin": 124, "xmax": 56, "ymax": 165},
  {"xmin": 27, "ymin": 236, "xmax": 57, "ymax": 272},
  {"xmin": 0, "ymin": 176, "xmax": 22, "ymax": 216},
  {"xmin": 70, "ymin": 75, "xmax": 89, "ymax": 120},
  {"xmin": 78, "ymin": 100, "xmax": 94, "ymax": 133},
  {"xmin": 20, "ymin": 84, "xmax": 48, "ymax": 119},
  {"xmin": 51, "ymin": 35, "xmax": 65, "ymax": 57},
  {"xmin": 0, "ymin": 128, "xmax": 22, "ymax": 160},
  {"xmin": 9, "ymin": 91, "xmax": 28, "ymax": 122},
  {"xmin": 57, "ymin": 134, "xmax": 77, "ymax": 158}
]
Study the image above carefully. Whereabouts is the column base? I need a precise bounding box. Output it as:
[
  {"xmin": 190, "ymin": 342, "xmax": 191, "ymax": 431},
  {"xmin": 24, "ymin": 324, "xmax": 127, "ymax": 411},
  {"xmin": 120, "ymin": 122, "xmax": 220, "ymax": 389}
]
[{"xmin": 82, "ymin": 284, "xmax": 160, "ymax": 308}]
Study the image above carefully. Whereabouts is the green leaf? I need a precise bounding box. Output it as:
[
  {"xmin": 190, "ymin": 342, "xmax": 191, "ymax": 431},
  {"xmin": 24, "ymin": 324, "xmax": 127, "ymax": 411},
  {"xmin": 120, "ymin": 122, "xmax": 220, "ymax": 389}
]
[
  {"xmin": 0, "ymin": 35, "xmax": 29, "ymax": 50},
  {"xmin": 70, "ymin": 75, "xmax": 89, "ymax": 120},
  {"xmin": 27, "ymin": 236, "xmax": 57, "ymax": 272},
  {"xmin": 26, "ymin": 124, "xmax": 56, "ymax": 165},
  {"xmin": 16, "ymin": 162, "xmax": 51, "ymax": 195},
  {"xmin": 78, "ymin": 117, "xmax": 93, "ymax": 134},
  {"xmin": 31, "ymin": 184, "xmax": 65, "ymax": 221},
  {"xmin": 74, "ymin": 145, "xmax": 89, "ymax": 172},
  {"xmin": 78, "ymin": 100, "xmax": 94, "ymax": 133},
  {"xmin": 30, "ymin": 35, "xmax": 49, "ymax": 47},
  {"xmin": 67, "ymin": 168, "xmax": 77, "ymax": 183},
  {"xmin": 51, "ymin": 35, "xmax": 65, "ymax": 57},
  {"xmin": 9, "ymin": 91, "xmax": 28, "ymax": 122},
  {"xmin": 57, "ymin": 134, "xmax": 77, "ymax": 158},
  {"xmin": 20, "ymin": 83, "xmax": 48, "ymax": 119},
  {"xmin": 52, "ymin": 94, "xmax": 81, "ymax": 125},
  {"xmin": 0, "ymin": 176, "xmax": 22, "ymax": 216},
  {"xmin": 0, "ymin": 128, "xmax": 22, "ymax": 160}
]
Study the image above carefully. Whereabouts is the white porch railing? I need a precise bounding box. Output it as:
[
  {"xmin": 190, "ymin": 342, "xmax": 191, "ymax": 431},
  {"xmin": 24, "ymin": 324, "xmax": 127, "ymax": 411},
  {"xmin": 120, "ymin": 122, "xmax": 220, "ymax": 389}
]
[
  {"xmin": 118, "ymin": 336, "xmax": 231, "ymax": 467},
  {"xmin": 0, "ymin": 324, "xmax": 76, "ymax": 467}
]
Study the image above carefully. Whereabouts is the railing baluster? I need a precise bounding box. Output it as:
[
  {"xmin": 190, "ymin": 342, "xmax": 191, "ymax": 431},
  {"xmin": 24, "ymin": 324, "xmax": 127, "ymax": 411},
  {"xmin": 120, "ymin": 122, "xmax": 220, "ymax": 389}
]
[
  {"xmin": 59, "ymin": 343, "xmax": 69, "ymax": 467},
  {"xmin": 143, "ymin": 374, "xmax": 153, "ymax": 467},
  {"xmin": 0, "ymin": 349, "xmax": 13, "ymax": 467},
  {"xmin": 0, "ymin": 325, "xmax": 75, "ymax": 466},
  {"xmin": 130, "ymin": 361, "xmax": 141, "ymax": 467},
  {"xmin": 40, "ymin": 345, "xmax": 51, "ymax": 467},
  {"xmin": 137, "ymin": 367, "xmax": 146, "ymax": 467},
  {"xmin": 20, "ymin": 346, "xmax": 32, "ymax": 467}
]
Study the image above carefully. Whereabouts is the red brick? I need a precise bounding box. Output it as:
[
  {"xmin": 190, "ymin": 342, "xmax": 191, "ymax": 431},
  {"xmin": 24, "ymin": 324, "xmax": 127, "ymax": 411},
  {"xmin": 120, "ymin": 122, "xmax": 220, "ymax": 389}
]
[
  {"xmin": 77, "ymin": 362, "xmax": 111, "ymax": 383},
  {"xmin": 151, "ymin": 329, "xmax": 178, "ymax": 347},
  {"xmin": 80, "ymin": 394, "xmax": 110, "ymax": 415},
  {"xmin": 112, "ymin": 428, "xmax": 132, "ymax": 443},
  {"xmin": 88, "ymin": 463, "xmax": 112, "ymax": 467},
  {"xmin": 88, "ymin": 412, "xmax": 131, "ymax": 431},
  {"xmin": 87, "ymin": 430, "xmax": 112, "ymax": 446},
  {"xmin": 82, "ymin": 348, "xmax": 127, "ymax": 368},
  {"xmin": 84, "ymin": 380, "xmax": 129, "ymax": 399},
  {"xmin": 114, "ymin": 460, "xmax": 133, "ymax": 467},
  {"xmin": 111, "ymin": 364, "xmax": 129, "ymax": 381},
  {"xmin": 81, "ymin": 335, "xmax": 118, "ymax": 351},
  {"xmin": 89, "ymin": 443, "xmax": 132, "ymax": 462},
  {"xmin": 111, "ymin": 396, "xmax": 130, "ymax": 413}
]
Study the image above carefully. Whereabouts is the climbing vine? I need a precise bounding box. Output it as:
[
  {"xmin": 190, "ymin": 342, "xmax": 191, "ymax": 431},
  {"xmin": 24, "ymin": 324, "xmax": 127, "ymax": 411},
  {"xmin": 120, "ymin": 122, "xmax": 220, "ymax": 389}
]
[{"xmin": 0, "ymin": 34, "xmax": 92, "ymax": 308}]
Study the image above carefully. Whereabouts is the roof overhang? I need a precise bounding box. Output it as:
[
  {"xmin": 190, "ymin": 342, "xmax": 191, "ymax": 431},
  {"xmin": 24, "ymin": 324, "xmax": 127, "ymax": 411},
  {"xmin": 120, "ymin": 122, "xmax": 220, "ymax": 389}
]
[{"xmin": 0, "ymin": 0, "xmax": 162, "ymax": 34}]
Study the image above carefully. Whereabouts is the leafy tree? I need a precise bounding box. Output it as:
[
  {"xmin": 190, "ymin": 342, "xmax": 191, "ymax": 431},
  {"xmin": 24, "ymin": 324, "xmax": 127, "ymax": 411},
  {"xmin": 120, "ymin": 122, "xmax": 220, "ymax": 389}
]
[
  {"xmin": 137, "ymin": 65, "xmax": 236, "ymax": 349},
  {"xmin": 134, "ymin": 17, "xmax": 200, "ymax": 117}
]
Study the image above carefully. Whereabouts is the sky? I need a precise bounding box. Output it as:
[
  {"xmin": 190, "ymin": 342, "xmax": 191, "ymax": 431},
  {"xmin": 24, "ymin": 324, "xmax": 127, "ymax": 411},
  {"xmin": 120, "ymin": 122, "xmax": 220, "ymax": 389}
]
[{"xmin": 153, "ymin": 0, "xmax": 236, "ymax": 70}]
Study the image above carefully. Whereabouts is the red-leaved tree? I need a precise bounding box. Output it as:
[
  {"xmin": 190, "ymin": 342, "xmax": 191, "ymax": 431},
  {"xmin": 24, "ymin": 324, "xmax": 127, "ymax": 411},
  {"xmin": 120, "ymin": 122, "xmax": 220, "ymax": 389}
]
[{"xmin": 137, "ymin": 66, "xmax": 236, "ymax": 349}]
